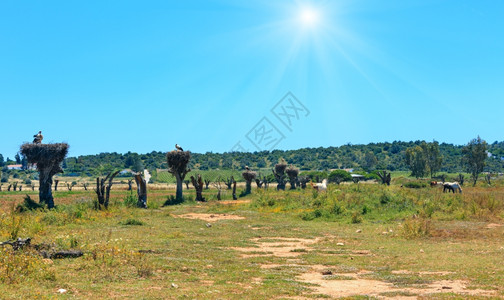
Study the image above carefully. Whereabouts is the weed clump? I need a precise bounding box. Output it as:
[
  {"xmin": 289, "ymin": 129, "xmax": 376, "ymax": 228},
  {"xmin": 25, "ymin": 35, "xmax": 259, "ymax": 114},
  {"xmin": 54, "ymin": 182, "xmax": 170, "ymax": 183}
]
[{"xmin": 400, "ymin": 217, "xmax": 431, "ymax": 239}]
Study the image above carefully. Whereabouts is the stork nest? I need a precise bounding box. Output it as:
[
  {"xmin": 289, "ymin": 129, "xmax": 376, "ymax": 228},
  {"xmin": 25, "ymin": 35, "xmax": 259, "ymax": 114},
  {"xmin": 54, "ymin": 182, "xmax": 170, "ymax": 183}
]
[
  {"xmin": 242, "ymin": 170, "xmax": 257, "ymax": 182},
  {"xmin": 286, "ymin": 166, "xmax": 299, "ymax": 178},
  {"xmin": 166, "ymin": 151, "xmax": 191, "ymax": 174},
  {"xmin": 274, "ymin": 163, "xmax": 287, "ymax": 174},
  {"xmin": 20, "ymin": 143, "xmax": 69, "ymax": 168}
]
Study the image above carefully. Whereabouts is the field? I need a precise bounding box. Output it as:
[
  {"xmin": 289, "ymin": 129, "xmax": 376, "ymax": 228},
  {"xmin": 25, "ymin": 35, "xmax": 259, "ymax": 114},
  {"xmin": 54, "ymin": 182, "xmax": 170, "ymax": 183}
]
[{"xmin": 0, "ymin": 178, "xmax": 503, "ymax": 299}]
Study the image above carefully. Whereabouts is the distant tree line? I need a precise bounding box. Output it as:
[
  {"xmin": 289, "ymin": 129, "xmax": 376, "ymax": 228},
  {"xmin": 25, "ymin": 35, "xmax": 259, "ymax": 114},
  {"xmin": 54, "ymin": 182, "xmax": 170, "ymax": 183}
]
[{"xmin": 2, "ymin": 139, "xmax": 504, "ymax": 179}]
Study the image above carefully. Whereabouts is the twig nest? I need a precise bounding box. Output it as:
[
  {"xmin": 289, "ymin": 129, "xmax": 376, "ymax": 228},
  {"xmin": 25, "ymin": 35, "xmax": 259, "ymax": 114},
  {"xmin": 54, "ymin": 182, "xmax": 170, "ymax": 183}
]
[
  {"xmin": 20, "ymin": 143, "xmax": 69, "ymax": 168},
  {"xmin": 166, "ymin": 151, "xmax": 191, "ymax": 174},
  {"xmin": 242, "ymin": 170, "xmax": 257, "ymax": 182},
  {"xmin": 274, "ymin": 163, "xmax": 287, "ymax": 174},
  {"xmin": 286, "ymin": 166, "xmax": 299, "ymax": 178}
]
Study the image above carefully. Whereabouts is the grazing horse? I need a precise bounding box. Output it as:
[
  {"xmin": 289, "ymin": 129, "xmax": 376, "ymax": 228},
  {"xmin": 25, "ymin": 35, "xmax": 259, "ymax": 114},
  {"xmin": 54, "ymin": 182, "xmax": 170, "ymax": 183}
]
[
  {"xmin": 310, "ymin": 179, "xmax": 328, "ymax": 192},
  {"xmin": 443, "ymin": 182, "xmax": 462, "ymax": 193}
]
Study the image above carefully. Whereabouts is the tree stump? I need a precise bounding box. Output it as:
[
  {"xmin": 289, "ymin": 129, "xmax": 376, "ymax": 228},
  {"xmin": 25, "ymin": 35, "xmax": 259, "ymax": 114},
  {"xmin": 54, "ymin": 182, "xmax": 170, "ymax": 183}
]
[
  {"xmin": 20, "ymin": 143, "xmax": 69, "ymax": 208},
  {"xmin": 376, "ymin": 170, "xmax": 391, "ymax": 186},
  {"xmin": 134, "ymin": 173, "xmax": 148, "ymax": 208},
  {"xmin": 95, "ymin": 171, "xmax": 119, "ymax": 209},
  {"xmin": 190, "ymin": 174, "xmax": 206, "ymax": 202}
]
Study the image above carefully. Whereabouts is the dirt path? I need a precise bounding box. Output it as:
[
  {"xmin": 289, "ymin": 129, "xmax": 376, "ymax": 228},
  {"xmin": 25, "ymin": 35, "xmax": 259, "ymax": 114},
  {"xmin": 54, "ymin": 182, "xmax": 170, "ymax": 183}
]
[
  {"xmin": 174, "ymin": 213, "xmax": 245, "ymax": 222},
  {"xmin": 232, "ymin": 235, "xmax": 497, "ymax": 298}
]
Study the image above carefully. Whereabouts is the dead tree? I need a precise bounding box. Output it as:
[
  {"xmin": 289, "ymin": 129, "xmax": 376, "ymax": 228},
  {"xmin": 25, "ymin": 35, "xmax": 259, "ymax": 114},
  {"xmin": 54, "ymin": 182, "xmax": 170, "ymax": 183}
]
[
  {"xmin": 376, "ymin": 170, "xmax": 391, "ymax": 186},
  {"xmin": 298, "ymin": 175, "xmax": 309, "ymax": 189},
  {"xmin": 485, "ymin": 173, "xmax": 492, "ymax": 185},
  {"xmin": 255, "ymin": 178, "xmax": 264, "ymax": 188},
  {"xmin": 66, "ymin": 182, "xmax": 76, "ymax": 191},
  {"xmin": 273, "ymin": 162, "xmax": 287, "ymax": 190},
  {"xmin": 225, "ymin": 176, "xmax": 234, "ymax": 190},
  {"xmin": 212, "ymin": 177, "xmax": 223, "ymax": 200},
  {"xmin": 204, "ymin": 179, "xmax": 211, "ymax": 190},
  {"xmin": 241, "ymin": 170, "xmax": 257, "ymax": 196},
  {"xmin": 184, "ymin": 180, "xmax": 190, "ymax": 189},
  {"xmin": 232, "ymin": 180, "xmax": 237, "ymax": 200},
  {"xmin": 20, "ymin": 143, "xmax": 69, "ymax": 208},
  {"xmin": 95, "ymin": 170, "xmax": 120, "ymax": 209},
  {"xmin": 134, "ymin": 173, "xmax": 148, "ymax": 208},
  {"xmin": 166, "ymin": 150, "xmax": 191, "ymax": 202},
  {"xmin": 127, "ymin": 179, "xmax": 133, "ymax": 191},
  {"xmin": 7, "ymin": 184, "xmax": 12, "ymax": 192},
  {"xmin": 31, "ymin": 185, "xmax": 35, "ymax": 191},
  {"xmin": 190, "ymin": 174, "xmax": 206, "ymax": 202},
  {"xmin": 19, "ymin": 185, "xmax": 22, "ymax": 192},
  {"xmin": 457, "ymin": 174, "xmax": 465, "ymax": 186},
  {"xmin": 54, "ymin": 179, "xmax": 59, "ymax": 191},
  {"xmin": 13, "ymin": 182, "xmax": 18, "ymax": 191},
  {"xmin": 286, "ymin": 165, "xmax": 299, "ymax": 190},
  {"xmin": 82, "ymin": 182, "xmax": 88, "ymax": 191},
  {"xmin": 0, "ymin": 184, "xmax": 2, "ymax": 191}
]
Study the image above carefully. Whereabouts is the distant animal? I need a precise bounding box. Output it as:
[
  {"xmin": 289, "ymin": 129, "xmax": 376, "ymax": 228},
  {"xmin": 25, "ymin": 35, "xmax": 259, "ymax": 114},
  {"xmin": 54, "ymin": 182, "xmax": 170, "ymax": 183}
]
[
  {"xmin": 430, "ymin": 181, "xmax": 438, "ymax": 187},
  {"xmin": 33, "ymin": 131, "xmax": 43, "ymax": 144},
  {"xmin": 175, "ymin": 144, "xmax": 183, "ymax": 151},
  {"xmin": 310, "ymin": 179, "xmax": 328, "ymax": 192},
  {"xmin": 245, "ymin": 166, "xmax": 250, "ymax": 171},
  {"xmin": 443, "ymin": 182, "xmax": 462, "ymax": 193}
]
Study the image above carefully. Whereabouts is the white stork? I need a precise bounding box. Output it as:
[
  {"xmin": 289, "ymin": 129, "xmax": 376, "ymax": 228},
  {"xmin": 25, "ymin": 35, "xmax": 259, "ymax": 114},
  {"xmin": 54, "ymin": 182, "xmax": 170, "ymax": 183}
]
[
  {"xmin": 33, "ymin": 131, "xmax": 43, "ymax": 144},
  {"xmin": 175, "ymin": 144, "xmax": 184, "ymax": 151}
]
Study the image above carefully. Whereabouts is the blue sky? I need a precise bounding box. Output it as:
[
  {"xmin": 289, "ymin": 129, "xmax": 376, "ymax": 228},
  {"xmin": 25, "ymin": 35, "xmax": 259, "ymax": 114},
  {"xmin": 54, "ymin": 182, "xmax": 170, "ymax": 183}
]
[{"xmin": 1, "ymin": 0, "xmax": 503, "ymax": 158}]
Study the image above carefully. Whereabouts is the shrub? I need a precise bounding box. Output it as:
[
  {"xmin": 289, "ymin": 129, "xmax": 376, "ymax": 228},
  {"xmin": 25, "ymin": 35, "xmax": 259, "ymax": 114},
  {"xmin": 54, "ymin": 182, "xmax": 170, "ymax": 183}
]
[
  {"xmin": 403, "ymin": 181, "xmax": 428, "ymax": 189},
  {"xmin": 401, "ymin": 217, "xmax": 431, "ymax": 239},
  {"xmin": 328, "ymin": 170, "xmax": 352, "ymax": 184},
  {"xmin": 120, "ymin": 218, "xmax": 145, "ymax": 226}
]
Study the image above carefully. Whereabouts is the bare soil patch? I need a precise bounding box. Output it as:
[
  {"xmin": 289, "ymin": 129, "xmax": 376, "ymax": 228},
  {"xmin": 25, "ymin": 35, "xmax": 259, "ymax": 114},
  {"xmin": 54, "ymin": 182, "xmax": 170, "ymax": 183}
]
[
  {"xmin": 231, "ymin": 237, "xmax": 322, "ymax": 258},
  {"xmin": 298, "ymin": 265, "xmax": 496, "ymax": 298},
  {"xmin": 174, "ymin": 213, "xmax": 245, "ymax": 222}
]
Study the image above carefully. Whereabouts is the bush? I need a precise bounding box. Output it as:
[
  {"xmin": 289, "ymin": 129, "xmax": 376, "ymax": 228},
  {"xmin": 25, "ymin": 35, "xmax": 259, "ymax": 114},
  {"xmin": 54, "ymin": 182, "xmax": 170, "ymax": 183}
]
[
  {"xmin": 328, "ymin": 170, "xmax": 352, "ymax": 184},
  {"xmin": 401, "ymin": 217, "xmax": 431, "ymax": 239},
  {"xmin": 24, "ymin": 178, "xmax": 32, "ymax": 185},
  {"xmin": 120, "ymin": 218, "xmax": 144, "ymax": 226},
  {"xmin": 403, "ymin": 181, "xmax": 428, "ymax": 189}
]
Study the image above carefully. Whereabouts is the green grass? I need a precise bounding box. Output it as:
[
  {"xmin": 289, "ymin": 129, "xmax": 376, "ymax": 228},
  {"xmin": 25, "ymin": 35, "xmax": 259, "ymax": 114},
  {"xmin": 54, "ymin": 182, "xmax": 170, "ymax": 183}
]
[{"xmin": 0, "ymin": 180, "xmax": 503, "ymax": 298}]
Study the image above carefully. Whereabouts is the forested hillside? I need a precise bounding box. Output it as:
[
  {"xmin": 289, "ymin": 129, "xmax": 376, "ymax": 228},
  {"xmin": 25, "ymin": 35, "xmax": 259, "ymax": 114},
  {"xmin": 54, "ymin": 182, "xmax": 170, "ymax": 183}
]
[{"xmin": 53, "ymin": 140, "xmax": 504, "ymax": 177}]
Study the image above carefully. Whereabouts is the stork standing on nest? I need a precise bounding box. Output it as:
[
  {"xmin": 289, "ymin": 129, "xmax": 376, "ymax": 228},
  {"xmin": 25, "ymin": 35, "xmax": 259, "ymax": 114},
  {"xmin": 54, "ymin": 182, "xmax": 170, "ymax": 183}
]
[
  {"xmin": 245, "ymin": 166, "xmax": 250, "ymax": 170},
  {"xmin": 33, "ymin": 131, "xmax": 43, "ymax": 144},
  {"xmin": 175, "ymin": 144, "xmax": 184, "ymax": 151}
]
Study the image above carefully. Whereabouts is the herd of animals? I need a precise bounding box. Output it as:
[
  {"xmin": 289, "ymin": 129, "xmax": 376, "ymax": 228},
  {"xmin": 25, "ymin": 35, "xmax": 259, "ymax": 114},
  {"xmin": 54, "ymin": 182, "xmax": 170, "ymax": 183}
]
[{"xmin": 29, "ymin": 131, "xmax": 463, "ymax": 194}]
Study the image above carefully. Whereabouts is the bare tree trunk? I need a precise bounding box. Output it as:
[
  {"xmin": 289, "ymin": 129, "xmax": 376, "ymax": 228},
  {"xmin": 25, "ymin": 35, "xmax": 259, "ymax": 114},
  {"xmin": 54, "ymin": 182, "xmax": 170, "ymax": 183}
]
[
  {"xmin": 457, "ymin": 174, "xmax": 464, "ymax": 186},
  {"xmin": 19, "ymin": 185, "xmax": 22, "ymax": 191},
  {"xmin": 54, "ymin": 180, "xmax": 59, "ymax": 191},
  {"xmin": 13, "ymin": 182, "xmax": 17, "ymax": 191},
  {"xmin": 127, "ymin": 179, "xmax": 133, "ymax": 191},
  {"xmin": 184, "ymin": 180, "xmax": 190, "ymax": 189},
  {"xmin": 95, "ymin": 171, "xmax": 119, "ymax": 209},
  {"xmin": 204, "ymin": 179, "xmax": 210, "ymax": 190},
  {"xmin": 232, "ymin": 180, "xmax": 237, "ymax": 200},
  {"xmin": 7, "ymin": 184, "xmax": 12, "ymax": 191},
  {"xmin": 82, "ymin": 182, "xmax": 88, "ymax": 191},
  {"xmin": 376, "ymin": 171, "xmax": 391, "ymax": 186},
  {"xmin": 134, "ymin": 174, "xmax": 147, "ymax": 208},
  {"xmin": 191, "ymin": 174, "xmax": 206, "ymax": 202},
  {"xmin": 225, "ymin": 177, "xmax": 234, "ymax": 189}
]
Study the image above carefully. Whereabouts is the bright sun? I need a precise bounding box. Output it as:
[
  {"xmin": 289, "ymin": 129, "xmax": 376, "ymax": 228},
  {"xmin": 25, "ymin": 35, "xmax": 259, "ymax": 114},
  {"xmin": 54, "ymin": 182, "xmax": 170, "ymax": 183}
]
[{"xmin": 300, "ymin": 8, "xmax": 319, "ymax": 26}]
